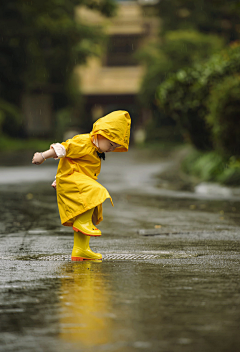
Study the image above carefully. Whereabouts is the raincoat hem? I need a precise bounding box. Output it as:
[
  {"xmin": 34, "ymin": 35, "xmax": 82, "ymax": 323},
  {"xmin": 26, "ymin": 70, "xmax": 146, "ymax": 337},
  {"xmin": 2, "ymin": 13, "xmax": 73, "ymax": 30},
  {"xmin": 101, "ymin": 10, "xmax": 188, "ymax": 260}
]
[{"xmin": 60, "ymin": 195, "xmax": 114, "ymax": 227}]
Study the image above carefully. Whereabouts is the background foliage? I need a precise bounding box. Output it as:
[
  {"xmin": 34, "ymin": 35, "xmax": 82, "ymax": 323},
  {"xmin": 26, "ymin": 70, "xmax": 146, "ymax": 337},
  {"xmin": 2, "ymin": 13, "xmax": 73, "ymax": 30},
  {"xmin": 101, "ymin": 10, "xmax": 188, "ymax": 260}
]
[
  {"xmin": 206, "ymin": 74, "xmax": 240, "ymax": 157},
  {"xmin": 138, "ymin": 30, "xmax": 224, "ymax": 108},
  {"xmin": 157, "ymin": 43, "xmax": 240, "ymax": 184},
  {"xmin": 137, "ymin": 0, "xmax": 240, "ymax": 184},
  {"xmin": 0, "ymin": 0, "xmax": 116, "ymax": 137},
  {"xmin": 157, "ymin": 0, "xmax": 240, "ymax": 42},
  {"xmin": 137, "ymin": 30, "xmax": 224, "ymax": 143},
  {"xmin": 158, "ymin": 44, "xmax": 240, "ymax": 151}
]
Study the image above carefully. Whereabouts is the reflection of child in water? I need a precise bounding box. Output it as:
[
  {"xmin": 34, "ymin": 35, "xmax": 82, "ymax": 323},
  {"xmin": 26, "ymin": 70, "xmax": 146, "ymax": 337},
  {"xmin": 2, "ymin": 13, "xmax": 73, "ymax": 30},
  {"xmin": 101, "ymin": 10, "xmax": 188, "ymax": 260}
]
[{"xmin": 32, "ymin": 111, "xmax": 131, "ymax": 261}]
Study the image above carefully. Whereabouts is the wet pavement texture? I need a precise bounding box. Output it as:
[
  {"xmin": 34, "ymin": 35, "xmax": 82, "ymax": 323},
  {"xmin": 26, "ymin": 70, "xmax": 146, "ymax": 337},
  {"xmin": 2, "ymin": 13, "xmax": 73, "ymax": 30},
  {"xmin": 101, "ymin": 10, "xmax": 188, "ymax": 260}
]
[{"xmin": 0, "ymin": 149, "xmax": 240, "ymax": 352}]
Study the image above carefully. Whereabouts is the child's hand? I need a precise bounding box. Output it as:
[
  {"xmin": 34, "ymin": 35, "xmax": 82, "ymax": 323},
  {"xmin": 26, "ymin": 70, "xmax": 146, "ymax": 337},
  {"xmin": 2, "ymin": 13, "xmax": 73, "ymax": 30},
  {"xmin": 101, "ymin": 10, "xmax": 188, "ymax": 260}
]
[
  {"xmin": 32, "ymin": 152, "xmax": 45, "ymax": 165},
  {"xmin": 51, "ymin": 180, "xmax": 57, "ymax": 190}
]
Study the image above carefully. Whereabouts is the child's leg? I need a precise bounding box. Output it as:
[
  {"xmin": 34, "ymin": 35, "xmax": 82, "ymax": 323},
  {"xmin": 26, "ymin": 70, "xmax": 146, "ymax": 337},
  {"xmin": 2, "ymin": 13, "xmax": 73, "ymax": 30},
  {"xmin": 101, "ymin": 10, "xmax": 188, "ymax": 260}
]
[
  {"xmin": 71, "ymin": 206, "xmax": 103, "ymax": 261},
  {"xmin": 71, "ymin": 230, "xmax": 102, "ymax": 261},
  {"xmin": 92, "ymin": 206, "xmax": 99, "ymax": 226}
]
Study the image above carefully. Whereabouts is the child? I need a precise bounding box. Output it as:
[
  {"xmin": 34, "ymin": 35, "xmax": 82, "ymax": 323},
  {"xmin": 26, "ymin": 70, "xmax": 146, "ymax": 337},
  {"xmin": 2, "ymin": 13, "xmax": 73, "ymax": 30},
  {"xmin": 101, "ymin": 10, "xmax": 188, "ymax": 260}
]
[{"xmin": 32, "ymin": 110, "xmax": 131, "ymax": 261}]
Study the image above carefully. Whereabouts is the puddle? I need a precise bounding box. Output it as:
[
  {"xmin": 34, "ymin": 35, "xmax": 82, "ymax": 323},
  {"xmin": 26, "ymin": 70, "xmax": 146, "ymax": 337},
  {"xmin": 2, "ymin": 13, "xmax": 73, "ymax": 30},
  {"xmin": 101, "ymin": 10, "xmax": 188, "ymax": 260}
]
[
  {"xmin": 195, "ymin": 182, "xmax": 240, "ymax": 198},
  {"xmin": 28, "ymin": 229, "xmax": 49, "ymax": 235}
]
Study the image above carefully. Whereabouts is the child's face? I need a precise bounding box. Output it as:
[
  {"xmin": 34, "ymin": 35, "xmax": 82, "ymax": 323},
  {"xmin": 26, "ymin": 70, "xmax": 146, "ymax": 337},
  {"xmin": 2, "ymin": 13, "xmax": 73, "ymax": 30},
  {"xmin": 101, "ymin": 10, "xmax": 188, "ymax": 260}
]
[{"xmin": 98, "ymin": 135, "xmax": 120, "ymax": 153}]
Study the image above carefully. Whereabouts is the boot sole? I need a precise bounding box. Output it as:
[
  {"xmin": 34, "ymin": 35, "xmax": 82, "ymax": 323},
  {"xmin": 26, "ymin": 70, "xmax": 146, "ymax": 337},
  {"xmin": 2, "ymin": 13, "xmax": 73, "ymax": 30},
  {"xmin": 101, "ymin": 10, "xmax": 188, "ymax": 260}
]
[
  {"xmin": 71, "ymin": 256, "xmax": 102, "ymax": 261},
  {"xmin": 73, "ymin": 226, "xmax": 101, "ymax": 237}
]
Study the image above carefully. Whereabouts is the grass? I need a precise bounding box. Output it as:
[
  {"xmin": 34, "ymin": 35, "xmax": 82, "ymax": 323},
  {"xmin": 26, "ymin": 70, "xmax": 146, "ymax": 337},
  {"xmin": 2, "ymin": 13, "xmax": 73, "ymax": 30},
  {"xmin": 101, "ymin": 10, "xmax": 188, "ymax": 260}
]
[
  {"xmin": 182, "ymin": 148, "xmax": 240, "ymax": 186},
  {"xmin": 0, "ymin": 136, "xmax": 53, "ymax": 152}
]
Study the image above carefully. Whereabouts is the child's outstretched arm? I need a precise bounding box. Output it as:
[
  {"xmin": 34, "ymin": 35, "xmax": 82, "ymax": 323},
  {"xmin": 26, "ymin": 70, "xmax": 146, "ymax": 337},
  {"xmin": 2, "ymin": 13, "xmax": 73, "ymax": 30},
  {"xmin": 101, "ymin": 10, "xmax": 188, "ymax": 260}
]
[{"xmin": 32, "ymin": 148, "xmax": 57, "ymax": 165}]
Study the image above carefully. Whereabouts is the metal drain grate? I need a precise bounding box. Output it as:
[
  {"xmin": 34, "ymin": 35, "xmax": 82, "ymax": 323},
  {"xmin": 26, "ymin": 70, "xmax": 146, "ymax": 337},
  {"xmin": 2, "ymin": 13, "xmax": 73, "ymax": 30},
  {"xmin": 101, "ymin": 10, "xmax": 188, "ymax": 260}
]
[
  {"xmin": 0, "ymin": 254, "xmax": 158, "ymax": 261},
  {"xmin": 104, "ymin": 254, "xmax": 158, "ymax": 260},
  {"xmin": 38, "ymin": 255, "xmax": 71, "ymax": 261},
  {"xmin": 1, "ymin": 252, "xmax": 199, "ymax": 261},
  {"xmin": 38, "ymin": 254, "xmax": 158, "ymax": 261}
]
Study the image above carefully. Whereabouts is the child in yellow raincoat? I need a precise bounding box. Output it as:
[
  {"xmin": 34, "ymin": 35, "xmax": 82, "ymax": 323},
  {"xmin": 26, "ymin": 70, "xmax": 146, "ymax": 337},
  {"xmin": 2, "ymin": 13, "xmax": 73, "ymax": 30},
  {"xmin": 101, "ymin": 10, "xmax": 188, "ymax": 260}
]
[{"xmin": 32, "ymin": 111, "xmax": 131, "ymax": 261}]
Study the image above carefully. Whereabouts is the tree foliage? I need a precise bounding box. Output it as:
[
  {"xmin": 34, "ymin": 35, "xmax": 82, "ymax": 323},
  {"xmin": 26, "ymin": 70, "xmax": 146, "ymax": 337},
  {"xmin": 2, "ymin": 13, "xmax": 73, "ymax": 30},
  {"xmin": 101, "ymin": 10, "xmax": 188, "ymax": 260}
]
[
  {"xmin": 137, "ymin": 0, "xmax": 240, "ymax": 145},
  {"xmin": 157, "ymin": 0, "xmax": 240, "ymax": 43},
  {"xmin": 138, "ymin": 0, "xmax": 240, "ymax": 107},
  {"xmin": 138, "ymin": 30, "xmax": 224, "ymax": 107},
  {"xmin": 0, "ymin": 0, "xmax": 116, "ymax": 106},
  {"xmin": 206, "ymin": 75, "xmax": 240, "ymax": 157},
  {"xmin": 158, "ymin": 43, "xmax": 240, "ymax": 151}
]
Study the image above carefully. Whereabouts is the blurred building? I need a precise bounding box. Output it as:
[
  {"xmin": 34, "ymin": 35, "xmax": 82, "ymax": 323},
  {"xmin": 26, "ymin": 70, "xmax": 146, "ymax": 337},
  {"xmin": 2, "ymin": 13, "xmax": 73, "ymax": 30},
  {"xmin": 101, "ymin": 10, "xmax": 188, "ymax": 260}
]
[
  {"xmin": 22, "ymin": 0, "xmax": 159, "ymax": 138},
  {"xmin": 75, "ymin": 0, "xmax": 159, "ymax": 133}
]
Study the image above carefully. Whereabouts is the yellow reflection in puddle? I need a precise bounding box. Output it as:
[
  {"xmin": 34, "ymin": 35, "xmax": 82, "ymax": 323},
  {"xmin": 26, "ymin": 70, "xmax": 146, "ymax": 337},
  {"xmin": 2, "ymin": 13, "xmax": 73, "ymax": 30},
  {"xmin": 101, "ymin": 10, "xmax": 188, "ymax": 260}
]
[{"xmin": 59, "ymin": 261, "xmax": 112, "ymax": 347}]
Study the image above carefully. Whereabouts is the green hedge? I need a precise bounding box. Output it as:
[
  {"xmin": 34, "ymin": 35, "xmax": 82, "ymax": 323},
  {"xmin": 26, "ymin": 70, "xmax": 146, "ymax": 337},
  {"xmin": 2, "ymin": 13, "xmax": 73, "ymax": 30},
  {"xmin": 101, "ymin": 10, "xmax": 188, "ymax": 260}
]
[
  {"xmin": 138, "ymin": 30, "xmax": 224, "ymax": 108},
  {"xmin": 157, "ymin": 43, "xmax": 240, "ymax": 151},
  {"xmin": 182, "ymin": 149, "xmax": 240, "ymax": 186},
  {"xmin": 0, "ymin": 136, "xmax": 52, "ymax": 152},
  {"xmin": 206, "ymin": 75, "xmax": 240, "ymax": 157},
  {"xmin": 182, "ymin": 150, "xmax": 225, "ymax": 182},
  {"xmin": 0, "ymin": 100, "xmax": 23, "ymax": 137}
]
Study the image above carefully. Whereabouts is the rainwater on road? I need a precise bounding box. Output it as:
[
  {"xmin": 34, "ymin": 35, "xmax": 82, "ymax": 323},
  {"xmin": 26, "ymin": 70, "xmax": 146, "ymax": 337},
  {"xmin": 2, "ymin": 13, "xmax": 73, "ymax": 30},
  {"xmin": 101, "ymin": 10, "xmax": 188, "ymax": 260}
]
[{"xmin": 0, "ymin": 149, "xmax": 239, "ymax": 352}]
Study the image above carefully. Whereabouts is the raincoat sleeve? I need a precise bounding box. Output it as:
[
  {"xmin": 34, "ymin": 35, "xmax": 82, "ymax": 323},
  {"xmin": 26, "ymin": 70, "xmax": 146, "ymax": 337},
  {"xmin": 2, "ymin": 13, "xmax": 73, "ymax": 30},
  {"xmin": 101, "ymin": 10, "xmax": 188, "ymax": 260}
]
[
  {"xmin": 50, "ymin": 143, "xmax": 66, "ymax": 159},
  {"xmin": 61, "ymin": 135, "xmax": 91, "ymax": 159}
]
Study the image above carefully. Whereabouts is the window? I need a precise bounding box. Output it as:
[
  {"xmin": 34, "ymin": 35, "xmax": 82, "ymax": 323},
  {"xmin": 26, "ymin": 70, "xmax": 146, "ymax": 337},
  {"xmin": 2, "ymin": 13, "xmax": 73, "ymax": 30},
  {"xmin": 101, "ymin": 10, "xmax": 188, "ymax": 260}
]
[{"xmin": 105, "ymin": 35, "xmax": 141, "ymax": 66}]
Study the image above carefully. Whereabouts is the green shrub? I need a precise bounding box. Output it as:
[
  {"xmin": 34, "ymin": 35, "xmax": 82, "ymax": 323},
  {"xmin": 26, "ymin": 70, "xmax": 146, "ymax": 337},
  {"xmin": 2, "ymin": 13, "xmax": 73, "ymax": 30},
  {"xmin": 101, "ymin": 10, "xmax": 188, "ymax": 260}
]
[
  {"xmin": 0, "ymin": 136, "xmax": 52, "ymax": 152},
  {"xmin": 0, "ymin": 100, "xmax": 23, "ymax": 137},
  {"xmin": 137, "ymin": 30, "xmax": 224, "ymax": 145},
  {"xmin": 138, "ymin": 30, "xmax": 224, "ymax": 108},
  {"xmin": 182, "ymin": 149, "xmax": 240, "ymax": 185},
  {"xmin": 206, "ymin": 75, "xmax": 240, "ymax": 157},
  {"xmin": 158, "ymin": 43, "xmax": 240, "ymax": 151},
  {"xmin": 218, "ymin": 156, "xmax": 240, "ymax": 185},
  {"xmin": 163, "ymin": 30, "xmax": 224, "ymax": 68},
  {"xmin": 182, "ymin": 150, "xmax": 225, "ymax": 181}
]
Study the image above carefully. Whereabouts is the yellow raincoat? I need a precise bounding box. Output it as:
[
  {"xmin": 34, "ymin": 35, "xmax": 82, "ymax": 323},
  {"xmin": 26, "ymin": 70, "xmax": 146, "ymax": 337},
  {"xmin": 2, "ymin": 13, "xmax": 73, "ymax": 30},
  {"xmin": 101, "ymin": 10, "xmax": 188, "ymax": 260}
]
[{"xmin": 56, "ymin": 111, "xmax": 131, "ymax": 227}]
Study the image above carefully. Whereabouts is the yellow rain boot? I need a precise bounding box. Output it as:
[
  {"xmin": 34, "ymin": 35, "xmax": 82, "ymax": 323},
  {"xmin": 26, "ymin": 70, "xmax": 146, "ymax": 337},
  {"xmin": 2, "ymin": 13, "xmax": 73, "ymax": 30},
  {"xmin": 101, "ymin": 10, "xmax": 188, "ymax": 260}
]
[
  {"xmin": 73, "ymin": 209, "xmax": 102, "ymax": 236},
  {"xmin": 71, "ymin": 231, "xmax": 102, "ymax": 261}
]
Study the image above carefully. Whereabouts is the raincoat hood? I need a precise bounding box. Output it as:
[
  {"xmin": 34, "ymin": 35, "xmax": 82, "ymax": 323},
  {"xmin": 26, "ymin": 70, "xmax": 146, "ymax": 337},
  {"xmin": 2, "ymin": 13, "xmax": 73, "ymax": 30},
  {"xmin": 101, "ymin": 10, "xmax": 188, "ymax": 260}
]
[{"xmin": 90, "ymin": 110, "xmax": 131, "ymax": 152}]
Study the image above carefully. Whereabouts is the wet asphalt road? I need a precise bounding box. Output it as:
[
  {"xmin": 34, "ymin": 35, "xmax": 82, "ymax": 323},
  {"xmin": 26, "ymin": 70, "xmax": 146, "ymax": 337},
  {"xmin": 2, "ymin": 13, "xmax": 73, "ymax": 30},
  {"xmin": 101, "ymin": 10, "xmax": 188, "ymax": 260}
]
[{"xmin": 0, "ymin": 149, "xmax": 240, "ymax": 352}]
